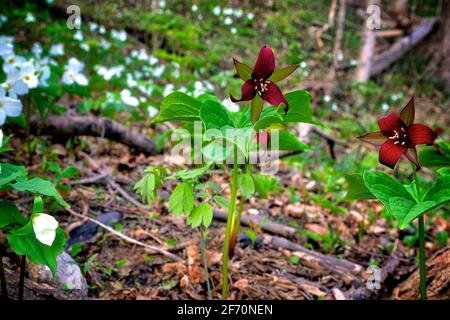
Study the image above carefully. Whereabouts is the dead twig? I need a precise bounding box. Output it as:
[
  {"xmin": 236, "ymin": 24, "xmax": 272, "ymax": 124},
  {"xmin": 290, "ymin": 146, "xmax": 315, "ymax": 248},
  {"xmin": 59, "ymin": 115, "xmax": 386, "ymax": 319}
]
[
  {"xmin": 66, "ymin": 208, "xmax": 183, "ymax": 262},
  {"xmin": 80, "ymin": 152, "xmax": 148, "ymax": 209}
]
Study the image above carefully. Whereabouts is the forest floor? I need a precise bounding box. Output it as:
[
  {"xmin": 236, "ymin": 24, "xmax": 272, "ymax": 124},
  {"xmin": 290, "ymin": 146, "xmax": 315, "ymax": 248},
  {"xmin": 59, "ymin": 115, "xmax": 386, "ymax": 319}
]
[{"xmin": 1, "ymin": 1, "xmax": 449, "ymax": 300}]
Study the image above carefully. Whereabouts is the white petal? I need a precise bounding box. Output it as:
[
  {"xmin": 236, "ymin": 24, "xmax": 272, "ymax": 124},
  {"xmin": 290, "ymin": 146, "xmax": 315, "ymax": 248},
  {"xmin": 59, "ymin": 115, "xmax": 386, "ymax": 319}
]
[
  {"xmin": 0, "ymin": 110, "xmax": 6, "ymax": 126},
  {"xmin": 12, "ymin": 80, "xmax": 28, "ymax": 95},
  {"xmin": 62, "ymin": 72, "xmax": 73, "ymax": 85},
  {"xmin": 0, "ymin": 86, "xmax": 5, "ymax": 98},
  {"xmin": 74, "ymin": 73, "xmax": 88, "ymax": 86},
  {"xmin": 32, "ymin": 213, "xmax": 58, "ymax": 246},
  {"xmin": 23, "ymin": 73, "xmax": 38, "ymax": 89},
  {"xmin": 36, "ymin": 229, "xmax": 56, "ymax": 246},
  {"xmin": 3, "ymin": 97, "xmax": 22, "ymax": 117}
]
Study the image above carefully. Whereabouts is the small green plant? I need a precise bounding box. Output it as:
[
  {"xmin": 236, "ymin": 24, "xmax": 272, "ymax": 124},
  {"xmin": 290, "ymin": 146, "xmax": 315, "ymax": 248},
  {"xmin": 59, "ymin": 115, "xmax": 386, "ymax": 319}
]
[
  {"xmin": 135, "ymin": 46, "xmax": 318, "ymax": 299},
  {"xmin": 0, "ymin": 141, "xmax": 69, "ymax": 299},
  {"xmin": 346, "ymin": 97, "xmax": 449, "ymax": 300}
]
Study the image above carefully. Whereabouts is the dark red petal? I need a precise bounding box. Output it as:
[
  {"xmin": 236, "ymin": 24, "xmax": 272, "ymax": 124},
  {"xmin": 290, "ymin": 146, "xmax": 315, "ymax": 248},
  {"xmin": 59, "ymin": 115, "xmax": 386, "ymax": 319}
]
[
  {"xmin": 230, "ymin": 79, "xmax": 256, "ymax": 102},
  {"xmin": 357, "ymin": 131, "xmax": 386, "ymax": 146},
  {"xmin": 260, "ymin": 81, "xmax": 288, "ymax": 111},
  {"xmin": 253, "ymin": 46, "xmax": 275, "ymax": 79},
  {"xmin": 404, "ymin": 147, "xmax": 420, "ymax": 170},
  {"xmin": 407, "ymin": 123, "xmax": 436, "ymax": 146},
  {"xmin": 434, "ymin": 128, "xmax": 444, "ymax": 137},
  {"xmin": 378, "ymin": 112, "xmax": 404, "ymax": 136},
  {"xmin": 399, "ymin": 96, "xmax": 415, "ymax": 126},
  {"xmin": 379, "ymin": 139, "xmax": 407, "ymax": 169}
]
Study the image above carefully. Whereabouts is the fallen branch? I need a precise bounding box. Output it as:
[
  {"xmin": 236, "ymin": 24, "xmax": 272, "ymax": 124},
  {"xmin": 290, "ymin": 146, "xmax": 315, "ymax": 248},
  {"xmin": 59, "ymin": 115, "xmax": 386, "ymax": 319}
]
[
  {"xmin": 213, "ymin": 210, "xmax": 297, "ymax": 238},
  {"xmin": 370, "ymin": 18, "xmax": 437, "ymax": 77},
  {"xmin": 29, "ymin": 115, "xmax": 159, "ymax": 156},
  {"xmin": 264, "ymin": 234, "xmax": 363, "ymax": 285},
  {"xmin": 2, "ymin": 268, "xmax": 79, "ymax": 300},
  {"xmin": 66, "ymin": 208, "xmax": 183, "ymax": 262}
]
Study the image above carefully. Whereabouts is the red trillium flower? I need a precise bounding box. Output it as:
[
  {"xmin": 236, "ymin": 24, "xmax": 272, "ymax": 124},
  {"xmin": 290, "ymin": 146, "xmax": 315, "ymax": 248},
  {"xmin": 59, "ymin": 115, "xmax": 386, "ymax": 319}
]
[
  {"xmin": 358, "ymin": 96, "xmax": 437, "ymax": 169},
  {"xmin": 230, "ymin": 45, "xmax": 298, "ymax": 123}
]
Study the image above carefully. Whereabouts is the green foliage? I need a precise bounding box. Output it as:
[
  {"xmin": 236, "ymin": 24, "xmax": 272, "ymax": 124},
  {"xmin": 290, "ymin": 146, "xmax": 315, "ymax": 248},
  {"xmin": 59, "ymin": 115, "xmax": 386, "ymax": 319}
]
[
  {"xmin": 252, "ymin": 174, "xmax": 280, "ymax": 199},
  {"xmin": 0, "ymin": 200, "xmax": 27, "ymax": 228},
  {"xmin": 169, "ymin": 182, "xmax": 195, "ymax": 217},
  {"xmin": 363, "ymin": 171, "xmax": 450, "ymax": 229},
  {"xmin": 419, "ymin": 141, "xmax": 450, "ymax": 168},
  {"xmin": 11, "ymin": 177, "xmax": 69, "ymax": 208},
  {"xmin": 239, "ymin": 173, "xmax": 255, "ymax": 197},
  {"xmin": 134, "ymin": 166, "xmax": 167, "ymax": 204},
  {"xmin": 187, "ymin": 202, "xmax": 213, "ymax": 229},
  {"xmin": 283, "ymin": 90, "xmax": 318, "ymax": 125},
  {"xmin": 153, "ymin": 92, "xmax": 202, "ymax": 123},
  {"xmin": 344, "ymin": 173, "xmax": 375, "ymax": 200}
]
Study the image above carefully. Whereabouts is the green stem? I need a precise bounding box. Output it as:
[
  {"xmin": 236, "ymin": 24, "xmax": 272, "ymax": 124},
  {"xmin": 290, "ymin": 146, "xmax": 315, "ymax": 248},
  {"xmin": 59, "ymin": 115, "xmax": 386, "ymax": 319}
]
[
  {"xmin": 221, "ymin": 146, "xmax": 239, "ymax": 300},
  {"xmin": 418, "ymin": 215, "xmax": 427, "ymax": 300},
  {"xmin": 200, "ymin": 228, "xmax": 212, "ymax": 300},
  {"xmin": 18, "ymin": 255, "xmax": 26, "ymax": 301},
  {"xmin": 0, "ymin": 250, "xmax": 8, "ymax": 300},
  {"xmin": 412, "ymin": 164, "xmax": 427, "ymax": 300}
]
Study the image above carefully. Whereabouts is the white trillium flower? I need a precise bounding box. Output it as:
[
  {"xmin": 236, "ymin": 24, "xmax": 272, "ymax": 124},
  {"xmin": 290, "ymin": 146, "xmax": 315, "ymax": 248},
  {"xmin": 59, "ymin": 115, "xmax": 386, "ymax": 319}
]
[
  {"xmin": 73, "ymin": 30, "xmax": 83, "ymax": 41},
  {"xmin": 32, "ymin": 213, "xmax": 58, "ymax": 246},
  {"xmin": 0, "ymin": 86, "xmax": 22, "ymax": 125},
  {"xmin": 62, "ymin": 58, "xmax": 88, "ymax": 86},
  {"xmin": 111, "ymin": 29, "xmax": 127, "ymax": 41},
  {"xmin": 0, "ymin": 41, "xmax": 13, "ymax": 57},
  {"xmin": 32, "ymin": 42, "xmax": 43, "ymax": 57},
  {"xmin": 153, "ymin": 65, "xmax": 165, "ymax": 77},
  {"xmin": 80, "ymin": 43, "xmax": 90, "ymax": 52},
  {"xmin": 213, "ymin": 6, "xmax": 221, "ymax": 15},
  {"xmin": 126, "ymin": 74, "xmax": 137, "ymax": 88},
  {"xmin": 0, "ymin": 129, "xmax": 3, "ymax": 147},
  {"xmin": 25, "ymin": 12, "xmax": 36, "ymax": 23},
  {"xmin": 20, "ymin": 62, "xmax": 39, "ymax": 89},
  {"xmin": 2, "ymin": 54, "xmax": 26, "ymax": 73},
  {"xmin": 49, "ymin": 43, "xmax": 64, "ymax": 56},
  {"xmin": 148, "ymin": 56, "xmax": 158, "ymax": 65},
  {"xmin": 99, "ymin": 26, "xmax": 106, "ymax": 34},
  {"xmin": 3, "ymin": 68, "xmax": 28, "ymax": 95},
  {"xmin": 163, "ymin": 83, "xmax": 174, "ymax": 96},
  {"xmin": 39, "ymin": 64, "xmax": 51, "ymax": 87},
  {"xmin": 100, "ymin": 38, "xmax": 111, "ymax": 50},
  {"xmin": 120, "ymin": 89, "xmax": 139, "ymax": 107}
]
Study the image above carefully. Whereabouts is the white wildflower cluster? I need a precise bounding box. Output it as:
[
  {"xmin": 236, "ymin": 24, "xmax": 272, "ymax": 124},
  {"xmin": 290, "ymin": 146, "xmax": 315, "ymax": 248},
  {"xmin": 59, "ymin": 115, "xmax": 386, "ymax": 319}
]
[{"xmin": 0, "ymin": 36, "xmax": 50, "ymax": 125}]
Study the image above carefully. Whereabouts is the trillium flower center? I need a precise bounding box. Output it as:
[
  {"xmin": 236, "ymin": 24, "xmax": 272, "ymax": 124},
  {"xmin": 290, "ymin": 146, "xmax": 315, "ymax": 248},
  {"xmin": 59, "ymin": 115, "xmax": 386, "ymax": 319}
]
[
  {"xmin": 253, "ymin": 78, "xmax": 270, "ymax": 96},
  {"xmin": 388, "ymin": 127, "xmax": 408, "ymax": 146}
]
